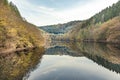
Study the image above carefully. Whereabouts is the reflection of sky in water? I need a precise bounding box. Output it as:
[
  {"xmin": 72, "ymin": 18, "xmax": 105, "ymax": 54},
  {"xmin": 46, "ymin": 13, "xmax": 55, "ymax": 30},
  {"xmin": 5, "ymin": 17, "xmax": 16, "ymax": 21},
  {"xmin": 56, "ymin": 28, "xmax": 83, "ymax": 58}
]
[{"xmin": 27, "ymin": 55, "xmax": 120, "ymax": 80}]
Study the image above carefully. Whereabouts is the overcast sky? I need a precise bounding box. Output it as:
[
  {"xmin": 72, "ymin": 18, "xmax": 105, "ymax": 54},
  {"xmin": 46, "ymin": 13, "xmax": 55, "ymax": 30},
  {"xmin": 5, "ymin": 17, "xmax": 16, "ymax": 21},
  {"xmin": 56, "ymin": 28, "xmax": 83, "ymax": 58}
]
[{"xmin": 8, "ymin": 0, "xmax": 118, "ymax": 26}]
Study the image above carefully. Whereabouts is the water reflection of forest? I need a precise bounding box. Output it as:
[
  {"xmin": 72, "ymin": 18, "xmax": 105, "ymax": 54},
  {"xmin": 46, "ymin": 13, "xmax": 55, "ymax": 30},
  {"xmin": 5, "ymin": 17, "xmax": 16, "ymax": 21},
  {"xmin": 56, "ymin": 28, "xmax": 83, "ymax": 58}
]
[
  {"xmin": 46, "ymin": 41, "xmax": 120, "ymax": 74},
  {"xmin": 0, "ymin": 47, "xmax": 44, "ymax": 80}
]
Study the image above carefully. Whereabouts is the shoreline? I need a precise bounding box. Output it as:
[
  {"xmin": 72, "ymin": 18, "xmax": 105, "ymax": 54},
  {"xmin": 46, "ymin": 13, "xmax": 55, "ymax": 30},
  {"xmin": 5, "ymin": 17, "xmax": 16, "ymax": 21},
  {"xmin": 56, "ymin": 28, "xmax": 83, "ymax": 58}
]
[
  {"xmin": 51, "ymin": 39, "xmax": 120, "ymax": 45},
  {"xmin": 0, "ymin": 47, "xmax": 36, "ymax": 55}
]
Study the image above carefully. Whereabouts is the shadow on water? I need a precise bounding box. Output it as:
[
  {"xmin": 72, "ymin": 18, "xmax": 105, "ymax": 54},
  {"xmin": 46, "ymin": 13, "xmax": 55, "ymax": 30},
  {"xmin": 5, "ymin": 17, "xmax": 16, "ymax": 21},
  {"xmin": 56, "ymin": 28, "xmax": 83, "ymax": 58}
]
[
  {"xmin": 0, "ymin": 47, "xmax": 45, "ymax": 80},
  {"xmin": 45, "ymin": 41, "xmax": 120, "ymax": 74}
]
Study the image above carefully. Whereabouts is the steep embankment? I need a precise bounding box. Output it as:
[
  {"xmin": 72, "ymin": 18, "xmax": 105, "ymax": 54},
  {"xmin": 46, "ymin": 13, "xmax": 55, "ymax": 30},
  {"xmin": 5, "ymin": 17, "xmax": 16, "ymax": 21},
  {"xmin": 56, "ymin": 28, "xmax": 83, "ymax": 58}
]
[{"xmin": 0, "ymin": 0, "xmax": 44, "ymax": 54}]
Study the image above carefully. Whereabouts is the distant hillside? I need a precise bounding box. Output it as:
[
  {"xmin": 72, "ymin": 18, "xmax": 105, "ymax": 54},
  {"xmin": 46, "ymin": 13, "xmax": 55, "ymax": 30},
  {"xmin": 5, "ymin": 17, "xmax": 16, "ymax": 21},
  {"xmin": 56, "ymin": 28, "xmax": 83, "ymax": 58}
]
[
  {"xmin": 39, "ymin": 21, "xmax": 81, "ymax": 34},
  {"xmin": 0, "ymin": 0, "xmax": 45, "ymax": 54},
  {"xmin": 58, "ymin": 0, "xmax": 120, "ymax": 44}
]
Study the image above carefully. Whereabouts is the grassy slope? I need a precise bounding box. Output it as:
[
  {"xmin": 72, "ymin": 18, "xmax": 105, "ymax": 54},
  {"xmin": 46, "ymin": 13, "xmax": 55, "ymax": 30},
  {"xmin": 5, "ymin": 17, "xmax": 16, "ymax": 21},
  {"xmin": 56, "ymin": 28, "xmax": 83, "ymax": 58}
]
[{"xmin": 0, "ymin": 0, "xmax": 44, "ymax": 53}]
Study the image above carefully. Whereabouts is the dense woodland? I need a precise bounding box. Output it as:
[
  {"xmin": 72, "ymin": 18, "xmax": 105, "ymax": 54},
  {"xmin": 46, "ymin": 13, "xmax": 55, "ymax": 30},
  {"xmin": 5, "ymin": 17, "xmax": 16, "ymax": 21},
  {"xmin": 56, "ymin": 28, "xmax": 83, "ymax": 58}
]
[
  {"xmin": 74, "ymin": 0, "xmax": 120, "ymax": 43},
  {"xmin": 0, "ymin": 0, "xmax": 44, "ymax": 53}
]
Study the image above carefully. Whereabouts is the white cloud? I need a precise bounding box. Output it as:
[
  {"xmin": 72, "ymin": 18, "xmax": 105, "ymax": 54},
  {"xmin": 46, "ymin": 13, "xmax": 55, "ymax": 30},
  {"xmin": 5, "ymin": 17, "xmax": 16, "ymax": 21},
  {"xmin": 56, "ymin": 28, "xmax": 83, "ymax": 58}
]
[
  {"xmin": 38, "ymin": 6, "xmax": 55, "ymax": 12},
  {"xmin": 52, "ymin": 0, "xmax": 119, "ymax": 21},
  {"xmin": 8, "ymin": 0, "xmax": 118, "ymax": 26}
]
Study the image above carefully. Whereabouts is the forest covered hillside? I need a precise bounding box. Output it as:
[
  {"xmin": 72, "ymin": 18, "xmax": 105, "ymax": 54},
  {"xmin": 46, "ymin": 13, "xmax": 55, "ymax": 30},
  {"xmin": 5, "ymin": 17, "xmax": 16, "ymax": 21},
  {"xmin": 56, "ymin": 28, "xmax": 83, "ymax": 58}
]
[
  {"xmin": 0, "ymin": 0, "xmax": 45, "ymax": 54},
  {"xmin": 39, "ymin": 21, "xmax": 81, "ymax": 34},
  {"xmin": 53, "ymin": 0, "xmax": 120, "ymax": 44}
]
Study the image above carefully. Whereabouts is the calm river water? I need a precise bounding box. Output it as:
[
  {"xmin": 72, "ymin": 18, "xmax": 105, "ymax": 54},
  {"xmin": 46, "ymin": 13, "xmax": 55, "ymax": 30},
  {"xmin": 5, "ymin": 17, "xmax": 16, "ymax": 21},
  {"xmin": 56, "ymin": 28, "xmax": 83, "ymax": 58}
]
[
  {"xmin": 0, "ymin": 41, "xmax": 120, "ymax": 80},
  {"xmin": 25, "ymin": 41, "xmax": 120, "ymax": 80}
]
